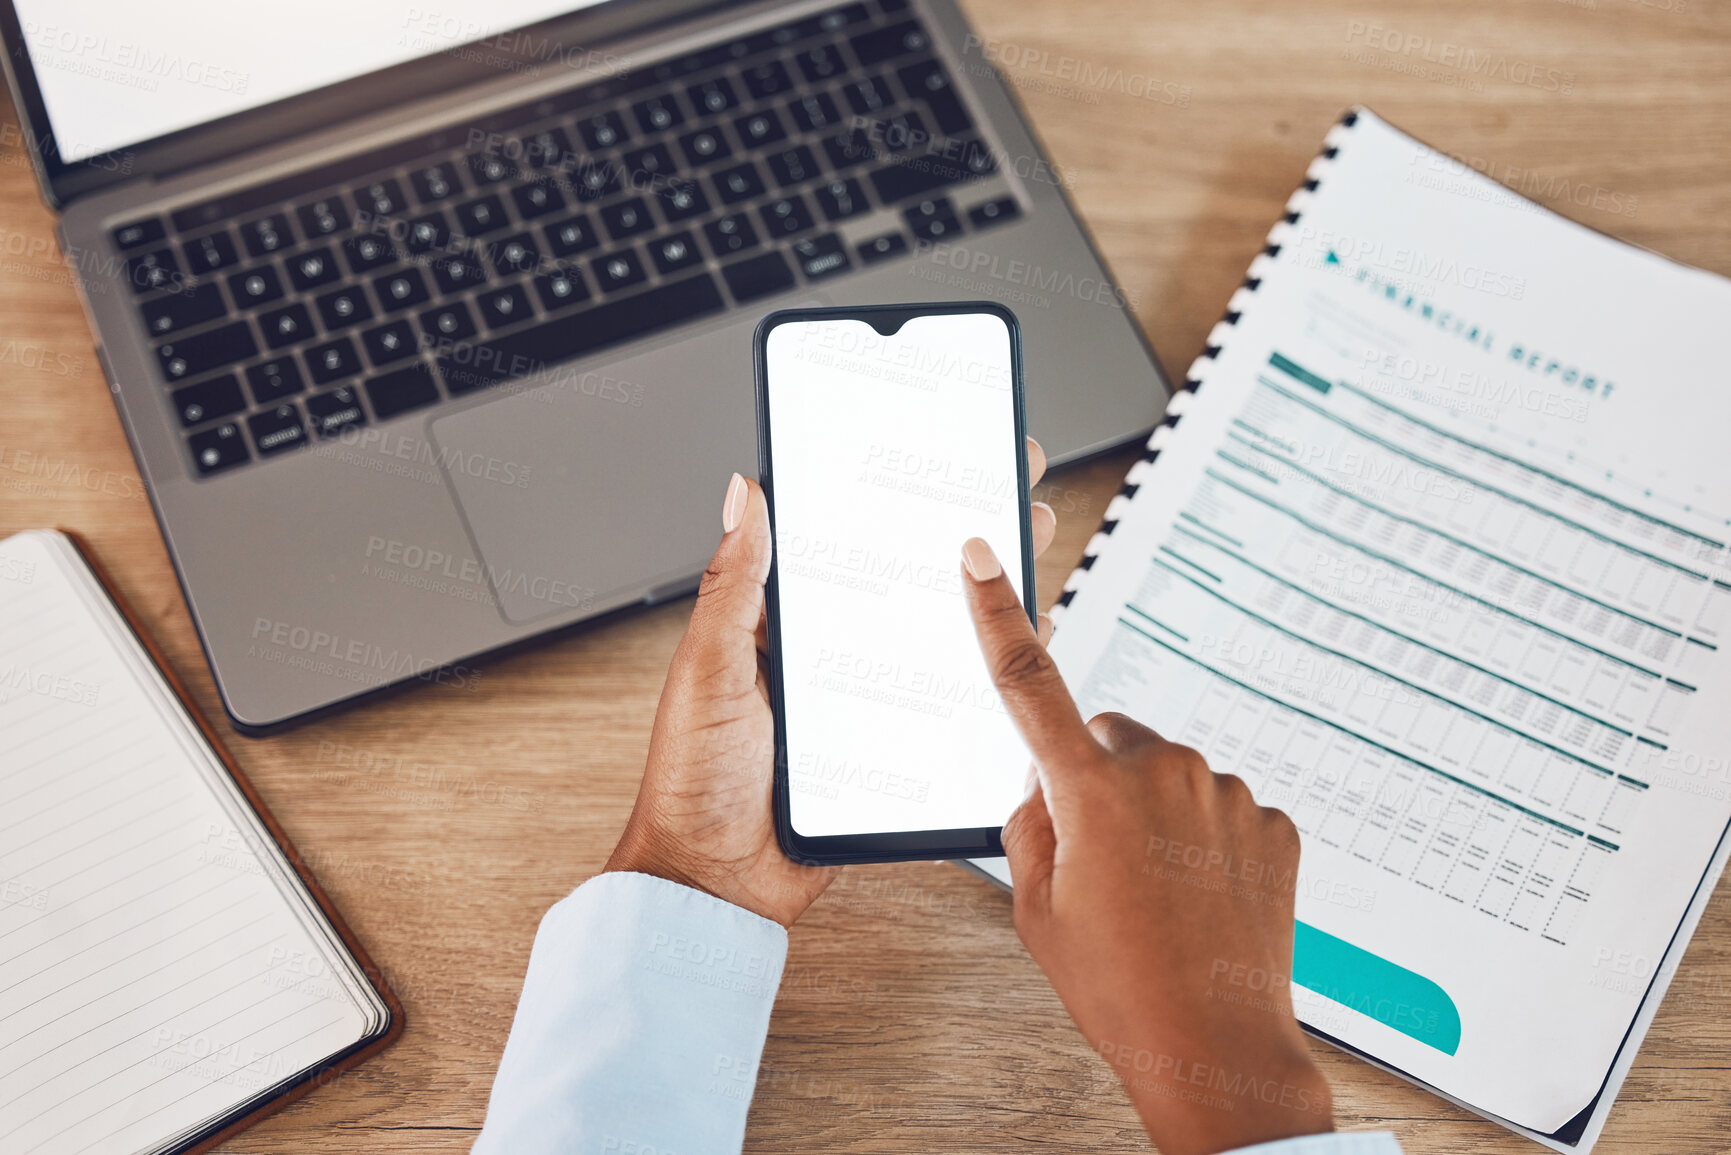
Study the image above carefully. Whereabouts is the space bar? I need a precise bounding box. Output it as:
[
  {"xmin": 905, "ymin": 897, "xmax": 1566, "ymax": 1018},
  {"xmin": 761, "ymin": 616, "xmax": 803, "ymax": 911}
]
[{"xmin": 437, "ymin": 273, "xmax": 726, "ymax": 394}]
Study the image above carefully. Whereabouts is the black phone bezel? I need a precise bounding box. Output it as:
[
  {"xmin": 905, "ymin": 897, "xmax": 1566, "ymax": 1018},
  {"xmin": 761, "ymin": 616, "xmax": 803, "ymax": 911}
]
[{"xmin": 753, "ymin": 301, "xmax": 1036, "ymax": 867}]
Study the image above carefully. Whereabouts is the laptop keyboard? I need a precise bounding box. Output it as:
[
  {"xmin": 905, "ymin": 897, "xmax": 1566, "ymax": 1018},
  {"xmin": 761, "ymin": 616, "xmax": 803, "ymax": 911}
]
[{"xmin": 109, "ymin": 0, "xmax": 1025, "ymax": 478}]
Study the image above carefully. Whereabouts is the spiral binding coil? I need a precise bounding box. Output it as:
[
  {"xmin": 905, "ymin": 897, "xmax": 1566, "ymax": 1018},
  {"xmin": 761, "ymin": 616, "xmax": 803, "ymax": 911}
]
[{"xmin": 1048, "ymin": 108, "xmax": 1364, "ymax": 622}]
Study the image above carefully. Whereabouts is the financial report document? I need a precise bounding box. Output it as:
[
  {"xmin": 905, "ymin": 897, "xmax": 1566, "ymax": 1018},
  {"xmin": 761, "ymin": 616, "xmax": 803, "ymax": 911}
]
[{"xmin": 1029, "ymin": 111, "xmax": 1731, "ymax": 1145}]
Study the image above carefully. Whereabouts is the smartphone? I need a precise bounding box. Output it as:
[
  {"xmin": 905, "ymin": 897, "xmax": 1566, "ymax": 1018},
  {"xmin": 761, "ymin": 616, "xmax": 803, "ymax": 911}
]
[{"xmin": 754, "ymin": 302, "xmax": 1036, "ymax": 865}]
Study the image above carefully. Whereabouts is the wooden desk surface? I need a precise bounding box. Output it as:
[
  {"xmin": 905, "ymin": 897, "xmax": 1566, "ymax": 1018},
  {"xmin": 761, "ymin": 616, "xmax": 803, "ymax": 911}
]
[{"xmin": 3, "ymin": 0, "xmax": 1729, "ymax": 1149}]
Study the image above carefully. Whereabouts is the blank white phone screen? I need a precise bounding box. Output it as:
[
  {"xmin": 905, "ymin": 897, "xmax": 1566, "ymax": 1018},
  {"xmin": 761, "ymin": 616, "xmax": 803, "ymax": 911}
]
[{"xmin": 765, "ymin": 313, "xmax": 1030, "ymax": 838}]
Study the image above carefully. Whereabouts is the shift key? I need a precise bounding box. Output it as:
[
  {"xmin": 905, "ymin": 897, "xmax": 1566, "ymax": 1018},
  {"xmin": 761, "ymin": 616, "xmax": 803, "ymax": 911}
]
[{"xmin": 155, "ymin": 320, "xmax": 258, "ymax": 383}]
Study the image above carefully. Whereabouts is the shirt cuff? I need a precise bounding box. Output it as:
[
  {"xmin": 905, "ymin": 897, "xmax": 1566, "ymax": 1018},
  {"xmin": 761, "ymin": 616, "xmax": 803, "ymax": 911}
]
[
  {"xmin": 1221, "ymin": 1133, "xmax": 1402, "ymax": 1155},
  {"xmin": 473, "ymin": 871, "xmax": 789, "ymax": 1155}
]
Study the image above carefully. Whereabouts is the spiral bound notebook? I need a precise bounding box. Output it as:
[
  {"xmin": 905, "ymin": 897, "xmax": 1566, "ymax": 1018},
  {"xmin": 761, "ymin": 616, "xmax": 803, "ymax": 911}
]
[
  {"xmin": 970, "ymin": 108, "xmax": 1731, "ymax": 1150},
  {"xmin": 0, "ymin": 530, "xmax": 400, "ymax": 1155}
]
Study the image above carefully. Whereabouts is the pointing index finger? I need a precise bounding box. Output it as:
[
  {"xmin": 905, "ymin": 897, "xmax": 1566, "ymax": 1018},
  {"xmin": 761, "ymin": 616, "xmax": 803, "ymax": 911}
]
[{"xmin": 960, "ymin": 537, "xmax": 1096, "ymax": 769}]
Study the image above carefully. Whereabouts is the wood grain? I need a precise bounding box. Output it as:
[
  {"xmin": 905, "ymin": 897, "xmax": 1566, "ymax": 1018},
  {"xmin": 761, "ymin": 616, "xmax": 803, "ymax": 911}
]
[{"xmin": 1, "ymin": 0, "xmax": 1728, "ymax": 1149}]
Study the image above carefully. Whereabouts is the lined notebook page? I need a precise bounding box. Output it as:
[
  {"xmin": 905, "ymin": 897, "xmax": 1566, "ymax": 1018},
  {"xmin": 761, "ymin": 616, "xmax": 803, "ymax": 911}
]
[{"xmin": 0, "ymin": 530, "xmax": 384, "ymax": 1155}]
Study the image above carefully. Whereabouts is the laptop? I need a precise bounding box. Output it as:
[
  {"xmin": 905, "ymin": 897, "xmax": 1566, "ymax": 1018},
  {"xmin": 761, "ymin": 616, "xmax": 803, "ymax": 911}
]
[{"xmin": 0, "ymin": 0, "xmax": 1168, "ymax": 732}]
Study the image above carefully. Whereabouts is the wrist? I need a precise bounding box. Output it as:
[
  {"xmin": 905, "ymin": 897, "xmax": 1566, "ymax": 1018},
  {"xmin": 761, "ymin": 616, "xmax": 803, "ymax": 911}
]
[{"xmin": 1102, "ymin": 1033, "xmax": 1332, "ymax": 1155}]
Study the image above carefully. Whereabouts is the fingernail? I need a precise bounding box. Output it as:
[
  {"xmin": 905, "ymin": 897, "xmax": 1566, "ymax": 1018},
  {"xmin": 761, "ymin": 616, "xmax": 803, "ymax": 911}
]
[
  {"xmin": 961, "ymin": 537, "xmax": 1001, "ymax": 581},
  {"xmin": 721, "ymin": 473, "xmax": 747, "ymax": 533}
]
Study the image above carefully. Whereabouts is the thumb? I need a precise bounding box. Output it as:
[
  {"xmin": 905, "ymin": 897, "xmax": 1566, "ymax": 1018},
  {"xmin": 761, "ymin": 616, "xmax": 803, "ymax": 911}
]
[
  {"xmin": 678, "ymin": 474, "xmax": 771, "ymax": 682},
  {"xmin": 1002, "ymin": 778, "xmax": 1056, "ymax": 914}
]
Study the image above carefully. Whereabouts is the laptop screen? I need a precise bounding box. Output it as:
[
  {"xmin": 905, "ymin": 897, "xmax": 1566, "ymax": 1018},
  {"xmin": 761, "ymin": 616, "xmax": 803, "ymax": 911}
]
[{"xmin": 12, "ymin": 0, "xmax": 615, "ymax": 163}]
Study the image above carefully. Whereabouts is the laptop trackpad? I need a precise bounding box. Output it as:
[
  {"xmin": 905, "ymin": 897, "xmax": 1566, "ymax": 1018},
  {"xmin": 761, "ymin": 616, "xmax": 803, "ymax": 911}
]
[{"xmin": 428, "ymin": 320, "xmax": 760, "ymax": 625}]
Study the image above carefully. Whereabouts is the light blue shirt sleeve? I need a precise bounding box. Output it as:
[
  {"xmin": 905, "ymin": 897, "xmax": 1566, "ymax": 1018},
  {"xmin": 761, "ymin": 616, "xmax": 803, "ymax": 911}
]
[
  {"xmin": 473, "ymin": 871, "xmax": 788, "ymax": 1155},
  {"xmin": 1222, "ymin": 1134, "xmax": 1402, "ymax": 1155},
  {"xmin": 475, "ymin": 871, "xmax": 1403, "ymax": 1155}
]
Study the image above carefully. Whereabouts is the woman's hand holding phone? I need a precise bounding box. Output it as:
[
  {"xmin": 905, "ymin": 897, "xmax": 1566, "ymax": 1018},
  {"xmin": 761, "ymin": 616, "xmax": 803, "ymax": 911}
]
[
  {"xmin": 605, "ymin": 441, "xmax": 1059, "ymax": 927},
  {"xmin": 960, "ymin": 538, "xmax": 1334, "ymax": 1155}
]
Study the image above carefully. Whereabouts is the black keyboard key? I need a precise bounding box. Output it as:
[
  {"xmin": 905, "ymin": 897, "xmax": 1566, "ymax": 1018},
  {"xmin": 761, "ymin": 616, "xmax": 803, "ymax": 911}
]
[
  {"xmin": 492, "ymin": 233, "xmax": 541, "ymax": 277},
  {"xmin": 858, "ymin": 232, "xmax": 909, "ymax": 263},
  {"xmin": 249, "ymin": 403, "xmax": 308, "ymax": 456},
  {"xmin": 968, "ymin": 196, "xmax": 1021, "ymax": 229},
  {"xmin": 247, "ymin": 356, "xmax": 306, "ymax": 402},
  {"xmin": 438, "ymin": 273, "xmax": 724, "ymax": 394},
  {"xmin": 545, "ymin": 214, "xmax": 599, "ymax": 257},
  {"xmin": 814, "ymin": 177, "xmax": 869, "ymax": 221},
  {"xmin": 477, "ymin": 284, "xmax": 534, "ymax": 329},
  {"xmin": 650, "ymin": 232, "xmax": 703, "ymax": 275},
  {"xmin": 760, "ymin": 195, "xmax": 814, "ymax": 239},
  {"xmin": 704, "ymin": 213, "xmax": 760, "ymax": 257},
  {"xmin": 306, "ymin": 386, "xmax": 367, "ymax": 437},
  {"xmin": 688, "ymin": 77, "xmax": 740, "ymax": 116},
  {"xmin": 905, "ymin": 195, "xmax": 962, "ymax": 241},
  {"xmin": 157, "ymin": 321, "xmax": 256, "ymax": 382},
  {"xmin": 844, "ymin": 75, "xmax": 896, "ymax": 116},
  {"xmin": 342, "ymin": 233, "xmax": 397, "ymax": 274},
  {"xmin": 793, "ymin": 233, "xmax": 850, "ymax": 280},
  {"xmin": 355, "ymin": 178, "xmax": 408, "ymax": 217},
  {"xmin": 733, "ymin": 109, "xmax": 787, "ymax": 150},
  {"xmin": 113, "ymin": 218, "xmax": 165, "ymax": 250},
  {"xmin": 899, "ymin": 58, "xmax": 972, "ymax": 133},
  {"xmin": 795, "ymin": 44, "xmax": 847, "ymax": 84},
  {"xmin": 405, "ymin": 212, "xmax": 450, "ymax": 253},
  {"xmin": 455, "ymin": 194, "xmax": 509, "ymax": 236},
  {"xmin": 623, "ymin": 143, "xmax": 677, "ymax": 182},
  {"xmin": 183, "ymin": 230, "xmax": 240, "ymax": 275},
  {"xmin": 766, "ymin": 145, "xmax": 821, "ymax": 188},
  {"xmin": 632, "ymin": 93, "xmax": 685, "ymax": 134},
  {"xmin": 239, "ymin": 213, "xmax": 295, "ymax": 258},
  {"xmin": 577, "ymin": 110, "xmax": 629, "ymax": 151},
  {"xmin": 228, "ymin": 265, "xmax": 284, "ymax": 308},
  {"xmin": 305, "ymin": 337, "xmax": 362, "ymax": 384},
  {"xmin": 721, "ymin": 251, "xmax": 795, "ymax": 303},
  {"xmin": 713, "ymin": 161, "xmax": 767, "ymax": 205},
  {"xmin": 127, "ymin": 249, "xmax": 181, "ymax": 294},
  {"xmin": 260, "ymin": 302, "xmax": 315, "ymax": 349},
  {"xmin": 822, "ymin": 128, "xmax": 877, "ymax": 170},
  {"xmin": 600, "ymin": 198, "xmax": 655, "ymax": 241},
  {"xmin": 362, "ymin": 319, "xmax": 418, "ymax": 366},
  {"xmin": 288, "ymin": 247, "xmax": 341, "ymax": 290},
  {"xmin": 821, "ymin": 4, "xmax": 874, "ymax": 29},
  {"xmin": 430, "ymin": 253, "xmax": 489, "ymax": 294},
  {"xmin": 742, "ymin": 59, "xmax": 794, "ymax": 99},
  {"xmin": 189, "ymin": 421, "xmax": 249, "ymax": 475},
  {"xmin": 534, "ymin": 267, "xmax": 590, "ymax": 313},
  {"xmin": 411, "ymin": 161, "xmax": 464, "ymax": 204},
  {"xmin": 591, "ymin": 249, "xmax": 648, "ymax": 294},
  {"xmin": 296, "ymin": 198, "xmax": 351, "ymax": 239},
  {"xmin": 368, "ymin": 363, "xmax": 440, "ymax": 418},
  {"xmin": 788, "ymin": 92, "xmax": 842, "ymax": 132},
  {"xmin": 525, "ymin": 126, "xmax": 574, "ymax": 169},
  {"xmin": 851, "ymin": 20, "xmax": 929, "ymax": 66},
  {"xmin": 141, "ymin": 283, "xmax": 225, "ymax": 336},
  {"xmin": 374, "ymin": 267, "xmax": 431, "ymax": 311},
  {"xmin": 658, "ymin": 180, "xmax": 711, "ymax": 221},
  {"xmin": 171, "ymin": 374, "xmax": 246, "ymax": 427},
  {"xmin": 869, "ymin": 141, "xmax": 991, "ymax": 203},
  {"xmin": 512, "ymin": 179, "xmax": 566, "ymax": 220},
  {"xmin": 878, "ymin": 109, "xmax": 929, "ymax": 153},
  {"xmin": 571, "ymin": 160, "xmax": 624, "ymax": 202},
  {"xmin": 420, "ymin": 301, "xmax": 478, "ymax": 343},
  {"xmin": 678, "ymin": 126, "xmax": 732, "ymax": 167},
  {"xmin": 467, "ymin": 151, "xmax": 519, "ymax": 185},
  {"xmin": 315, "ymin": 286, "xmax": 374, "ymax": 330}
]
